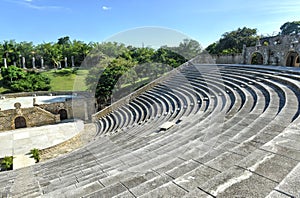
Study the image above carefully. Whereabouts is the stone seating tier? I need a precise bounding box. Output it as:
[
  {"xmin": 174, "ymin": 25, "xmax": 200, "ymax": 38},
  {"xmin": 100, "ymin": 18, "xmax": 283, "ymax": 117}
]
[{"xmin": 1, "ymin": 64, "xmax": 300, "ymax": 198}]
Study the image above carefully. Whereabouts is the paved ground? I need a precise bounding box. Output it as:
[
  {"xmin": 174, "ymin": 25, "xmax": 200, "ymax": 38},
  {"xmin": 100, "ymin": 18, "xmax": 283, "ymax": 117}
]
[
  {"xmin": 0, "ymin": 95, "xmax": 73, "ymax": 110},
  {"xmin": 13, "ymin": 154, "xmax": 36, "ymax": 170},
  {"xmin": 40, "ymin": 123, "xmax": 97, "ymax": 162},
  {"xmin": 0, "ymin": 120, "xmax": 84, "ymax": 158}
]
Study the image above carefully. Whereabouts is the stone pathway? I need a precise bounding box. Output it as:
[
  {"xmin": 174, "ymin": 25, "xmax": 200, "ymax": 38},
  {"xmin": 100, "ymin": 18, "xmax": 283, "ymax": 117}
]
[
  {"xmin": 13, "ymin": 154, "xmax": 36, "ymax": 170},
  {"xmin": 0, "ymin": 120, "xmax": 84, "ymax": 158}
]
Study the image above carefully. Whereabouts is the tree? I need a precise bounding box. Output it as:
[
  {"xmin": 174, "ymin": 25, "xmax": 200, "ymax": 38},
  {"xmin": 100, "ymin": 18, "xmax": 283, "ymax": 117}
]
[
  {"xmin": 152, "ymin": 47, "xmax": 186, "ymax": 67},
  {"xmin": 1, "ymin": 65, "xmax": 26, "ymax": 83},
  {"xmin": 90, "ymin": 42, "xmax": 128, "ymax": 60},
  {"xmin": 16, "ymin": 41, "xmax": 35, "ymax": 68},
  {"xmin": 166, "ymin": 39, "xmax": 202, "ymax": 60},
  {"xmin": 95, "ymin": 58, "xmax": 137, "ymax": 106},
  {"xmin": 1, "ymin": 66, "xmax": 51, "ymax": 92},
  {"xmin": 2, "ymin": 40, "xmax": 18, "ymax": 66},
  {"xmin": 206, "ymin": 27, "xmax": 258, "ymax": 54},
  {"xmin": 280, "ymin": 21, "xmax": 300, "ymax": 36},
  {"xmin": 57, "ymin": 36, "xmax": 71, "ymax": 46}
]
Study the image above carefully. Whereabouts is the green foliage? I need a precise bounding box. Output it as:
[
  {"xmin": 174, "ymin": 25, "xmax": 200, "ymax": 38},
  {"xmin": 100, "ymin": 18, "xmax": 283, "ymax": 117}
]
[
  {"xmin": 93, "ymin": 42, "xmax": 128, "ymax": 58},
  {"xmin": 0, "ymin": 36, "xmax": 93, "ymax": 68},
  {"xmin": 164, "ymin": 39, "xmax": 202, "ymax": 60},
  {"xmin": 1, "ymin": 65, "xmax": 26, "ymax": 83},
  {"xmin": 87, "ymin": 40, "xmax": 189, "ymax": 108},
  {"xmin": 30, "ymin": 148, "xmax": 40, "ymax": 163},
  {"xmin": 1, "ymin": 156, "xmax": 13, "ymax": 171},
  {"xmin": 206, "ymin": 27, "xmax": 258, "ymax": 55},
  {"xmin": 95, "ymin": 58, "xmax": 137, "ymax": 105},
  {"xmin": 1, "ymin": 66, "xmax": 51, "ymax": 92},
  {"xmin": 54, "ymin": 68, "xmax": 78, "ymax": 76},
  {"xmin": 280, "ymin": 21, "xmax": 300, "ymax": 36}
]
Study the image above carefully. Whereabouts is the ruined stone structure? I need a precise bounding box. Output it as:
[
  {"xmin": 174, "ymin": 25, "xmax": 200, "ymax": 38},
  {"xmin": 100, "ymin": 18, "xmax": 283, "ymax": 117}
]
[
  {"xmin": 0, "ymin": 92, "xmax": 96, "ymax": 132},
  {"xmin": 0, "ymin": 104, "xmax": 60, "ymax": 131},
  {"xmin": 244, "ymin": 35, "xmax": 300, "ymax": 66},
  {"xmin": 212, "ymin": 35, "xmax": 300, "ymax": 66}
]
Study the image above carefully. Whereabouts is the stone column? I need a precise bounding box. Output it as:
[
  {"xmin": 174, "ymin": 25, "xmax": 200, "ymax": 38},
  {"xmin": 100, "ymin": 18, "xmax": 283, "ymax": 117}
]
[
  {"xmin": 3, "ymin": 58, "xmax": 7, "ymax": 68},
  {"xmin": 242, "ymin": 44, "xmax": 246, "ymax": 64},
  {"xmin": 58, "ymin": 62, "xmax": 62, "ymax": 69},
  {"xmin": 32, "ymin": 57, "xmax": 36, "ymax": 69},
  {"xmin": 71, "ymin": 56, "xmax": 75, "ymax": 67},
  {"xmin": 84, "ymin": 101, "xmax": 88, "ymax": 121},
  {"xmin": 41, "ymin": 57, "xmax": 44, "ymax": 69},
  {"xmin": 22, "ymin": 57, "xmax": 26, "ymax": 69},
  {"xmin": 64, "ymin": 57, "xmax": 68, "ymax": 67}
]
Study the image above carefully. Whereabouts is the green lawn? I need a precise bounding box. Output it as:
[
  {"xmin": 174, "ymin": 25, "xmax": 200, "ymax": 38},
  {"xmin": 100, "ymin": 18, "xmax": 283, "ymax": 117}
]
[
  {"xmin": 0, "ymin": 68, "xmax": 89, "ymax": 93},
  {"xmin": 42, "ymin": 69, "xmax": 89, "ymax": 91}
]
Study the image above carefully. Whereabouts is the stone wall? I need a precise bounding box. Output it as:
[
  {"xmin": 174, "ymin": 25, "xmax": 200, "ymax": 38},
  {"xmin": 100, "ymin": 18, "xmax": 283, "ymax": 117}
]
[
  {"xmin": 0, "ymin": 106, "xmax": 59, "ymax": 132},
  {"xmin": 38, "ymin": 97, "xmax": 96, "ymax": 121},
  {"xmin": 0, "ymin": 91, "xmax": 90, "ymax": 99},
  {"xmin": 211, "ymin": 54, "xmax": 244, "ymax": 64}
]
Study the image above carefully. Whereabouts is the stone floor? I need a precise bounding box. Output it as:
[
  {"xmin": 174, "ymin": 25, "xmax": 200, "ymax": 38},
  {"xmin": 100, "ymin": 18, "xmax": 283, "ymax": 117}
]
[
  {"xmin": 13, "ymin": 154, "xmax": 36, "ymax": 170},
  {"xmin": 40, "ymin": 123, "xmax": 97, "ymax": 162},
  {"xmin": 0, "ymin": 120, "xmax": 84, "ymax": 158}
]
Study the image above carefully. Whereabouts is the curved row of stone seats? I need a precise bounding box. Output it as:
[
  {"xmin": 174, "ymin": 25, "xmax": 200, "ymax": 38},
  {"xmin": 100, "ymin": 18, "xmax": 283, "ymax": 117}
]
[
  {"xmin": 228, "ymin": 66, "xmax": 300, "ymax": 121},
  {"xmin": 37, "ymin": 65, "xmax": 255, "ymax": 196},
  {"xmin": 24, "ymin": 72, "xmax": 298, "ymax": 196},
  {"xmin": 29, "ymin": 65, "xmax": 231, "ymax": 196},
  {"xmin": 1, "ymin": 64, "xmax": 300, "ymax": 197},
  {"xmin": 0, "ymin": 66, "xmax": 276, "ymax": 196},
  {"xmin": 170, "ymin": 66, "xmax": 298, "ymax": 198},
  {"xmin": 98, "ymin": 65, "xmax": 296, "ymax": 196},
  {"xmin": 109, "ymin": 66, "xmax": 298, "ymax": 196},
  {"xmin": 104, "ymin": 65, "xmax": 298, "ymax": 197},
  {"xmin": 18, "ymin": 65, "xmax": 262, "ymax": 196}
]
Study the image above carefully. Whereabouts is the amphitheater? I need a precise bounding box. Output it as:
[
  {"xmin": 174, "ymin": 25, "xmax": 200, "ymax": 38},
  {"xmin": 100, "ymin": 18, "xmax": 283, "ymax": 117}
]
[{"xmin": 1, "ymin": 63, "xmax": 300, "ymax": 198}]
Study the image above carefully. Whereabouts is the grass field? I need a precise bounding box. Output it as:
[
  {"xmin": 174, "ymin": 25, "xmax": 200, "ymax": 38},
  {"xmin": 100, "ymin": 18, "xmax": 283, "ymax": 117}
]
[
  {"xmin": 0, "ymin": 68, "xmax": 89, "ymax": 93},
  {"xmin": 43, "ymin": 69, "xmax": 89, "ymax": 91}
]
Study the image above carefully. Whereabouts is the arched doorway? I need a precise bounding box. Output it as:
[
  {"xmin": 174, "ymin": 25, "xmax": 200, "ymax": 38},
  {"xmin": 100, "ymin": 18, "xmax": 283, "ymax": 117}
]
[
  {"xmin": 286, "ymin": 51, "xmax": 300, "ymax": 67},
  {"xmin": 251, "ymin": 52, "xmax": 264, "ymax": 65},
  {"xmin": 58, "ymin": 109, "xmax": 68, "ymax": 121},
  {"xmin": 14, "ymin": 116, "xmax": 27, "ymax": 129}
]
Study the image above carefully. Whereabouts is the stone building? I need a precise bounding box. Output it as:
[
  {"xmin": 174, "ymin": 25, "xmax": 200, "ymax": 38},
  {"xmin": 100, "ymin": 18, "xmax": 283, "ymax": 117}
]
[
  {"xmin": 212, "ymin": 35, "xmax": 300, "ymax": 66},
  {"xmin": 0, "ymin": 92, "xmax": 96, "ymax": 132},
  {"xmin": 243, "ymin": 34, "xmax": 300, "ymax": 66}
]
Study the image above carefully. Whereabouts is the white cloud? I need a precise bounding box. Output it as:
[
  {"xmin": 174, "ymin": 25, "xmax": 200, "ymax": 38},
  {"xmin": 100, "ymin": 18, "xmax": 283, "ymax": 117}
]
[
  {"xmin": 5, "ymin": 0, "xmax": 68, "ymax": 11},
  {"xmin": 102, "ymin": 6, "xmax": 111, "ymax": 11}
]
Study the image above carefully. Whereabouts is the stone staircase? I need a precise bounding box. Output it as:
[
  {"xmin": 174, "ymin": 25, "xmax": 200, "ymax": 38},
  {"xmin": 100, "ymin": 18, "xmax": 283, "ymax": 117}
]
[{"xmin": 0, "ymin": 64, "xmax": 300, "ymax": 197}]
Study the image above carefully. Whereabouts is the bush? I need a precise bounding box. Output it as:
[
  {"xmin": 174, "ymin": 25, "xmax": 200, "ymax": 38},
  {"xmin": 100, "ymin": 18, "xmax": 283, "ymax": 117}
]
[
  {"xmin": 1, "ymin": 156, "xmax": 13, "ymax": 171},
  {"xmin": 30, "ymin": 148, "xmax": 40, "ymax": 163},
  {"xmin": 54, "ymin": 68, "xmax": 78, "ymax": 76},
  {"xmin": 1, "ymin": 66, "xmax": 51, "ymax": 92}
]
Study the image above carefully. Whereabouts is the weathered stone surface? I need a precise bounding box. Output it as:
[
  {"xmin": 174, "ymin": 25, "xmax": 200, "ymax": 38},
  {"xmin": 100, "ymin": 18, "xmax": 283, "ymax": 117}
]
[
  {"xmin": 1, "ymin": 64, "xmax": 300, "ymax": 197},
  {"xmin": 273, "ymin": 163, "xmax": 300, "ymax": 197}
]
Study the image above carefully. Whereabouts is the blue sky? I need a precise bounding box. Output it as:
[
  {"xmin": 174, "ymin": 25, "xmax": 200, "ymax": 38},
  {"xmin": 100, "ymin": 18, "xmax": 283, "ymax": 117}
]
[{"xmin": 1, "ymin": 0, "xmax": 300, "ymax": 47}]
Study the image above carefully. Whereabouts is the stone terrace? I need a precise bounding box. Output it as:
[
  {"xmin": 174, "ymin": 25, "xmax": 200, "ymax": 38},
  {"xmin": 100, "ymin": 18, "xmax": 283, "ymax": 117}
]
[{"xmin": 1, "ymin": 64, "xmax": 300, "ymax": 197}]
